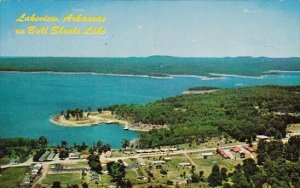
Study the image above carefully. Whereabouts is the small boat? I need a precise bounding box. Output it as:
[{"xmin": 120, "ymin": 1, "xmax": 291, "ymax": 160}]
[{"xmin": 123, "ymin": 126, "xmax": 129, "ymax": 130}]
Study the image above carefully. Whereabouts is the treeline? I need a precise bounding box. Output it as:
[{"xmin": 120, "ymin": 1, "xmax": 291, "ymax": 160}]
[
  {"xmin": 110, "ymin": 86, "xmax": 300, "ymax": 148},
  {"xmin": 0, "ymin": 136, "xmax": 47, "ymax": 163},
  {"xmin": 188, "ymin": 86, "xmax": 219, "ymax": 91},
  {"xmin": 1, "ymin": 56, "xmax": 300, "ymax": 77},
  {"xmin": 61, "ymin": 108, "xmax": 92, "ymax": 120},
  {"xmin": 209, "ymin": 136, "xmax": 300, "ymax": 188}
]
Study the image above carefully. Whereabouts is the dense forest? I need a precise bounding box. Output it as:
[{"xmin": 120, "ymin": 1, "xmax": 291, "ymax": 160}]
[
  {"xmin": 109, "ymin": 86, "xmax": 300, "ymax": 148},
  {"xmin": 0, "ymin": 56, "xmax": 300, "ymax": 76},
  {"xmin": 0, "ymin": 137, "xmax": 47, "ymax": 164}
]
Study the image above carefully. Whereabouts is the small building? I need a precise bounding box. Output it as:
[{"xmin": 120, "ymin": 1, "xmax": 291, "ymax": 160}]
[
  {"xmin": 31, "ymin": 163, "xmax": 42, "ymax": 176},
  {"xmin": 46, "ymin": 152, "xmax": 56, "ymax": 161},
  {"xmin": 218, "ymin": 148, "xmax": 230, "ymax": 159},
  {"xmin": 243, "ymin": 145, "xmax": 256, "ymax": 153},
  {"xmin": 39, "ymin": 151, "xmax": 50, "ymax": 162},
  {"xmin": 69, "ymin": 152, "xmax": 80, "ymax": 159},
  {"xmin": 152, "ymin": 160, "xmax": 166, "ymax": 165},
  {"xmin": 201, "ymin": 152, "xmax": 214, "ymax": 159},
  {"xmin": 136, "ymin": 149, "xmax": 145, "ymax": 153},
  {"xmin": 256, "ymin": 135, "xmax": 270, "ymax": 141},
  {"xmin": 153, "ymin": 149, "xmax": 160, "ymax": 153},
  {"xmin": 223, "ymin": 149, "xmax": 235, "ymax": 159},
  {"xmin": 178, "ymin": 162, "xmax": 191, "ymax": 167},
  {"xmin": 164, "ymin": 157, "xmax": 172, "ymax": 161},
  {"xmin": 169, "ymin": 148, "xmax": 178, "ymax": 152},
  {"xmin": 231, "ymin": 146, "xmax": 241, "ymax": 153},
  {"xmin": 160, "ymin": 148, "xmax": 169, "ymax": 152}
]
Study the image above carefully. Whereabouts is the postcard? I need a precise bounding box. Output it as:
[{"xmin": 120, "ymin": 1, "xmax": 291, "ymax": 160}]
[{"xmin": 0, "ymin": 1, "xmax": 299, "ymax": 188}]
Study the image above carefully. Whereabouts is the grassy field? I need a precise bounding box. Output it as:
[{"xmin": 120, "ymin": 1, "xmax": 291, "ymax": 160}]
[
  {"xmin": 43, "ymin": 170, "xmax": 113, "ymax": 188},
  {"xmin": 124, "ymin": 155, "xmax": 201, "ymax": 187},
  {"xmin": 42, "ymin": 173, "xmax": 82, "ymax": 187},
  {"xmin": 0, "ymin": 167, "xmax": 27, "ymax": 188},
  {"xmin": 189, "ymin": 154, "xmax": 243, "ymax": 178},
  {"xmin": 63, "ymin": 161, "xmax": 89, "ymax": 168},
  {"xmin": 122, "ymin": 153, "xmax": 248, "ymax": 187}
]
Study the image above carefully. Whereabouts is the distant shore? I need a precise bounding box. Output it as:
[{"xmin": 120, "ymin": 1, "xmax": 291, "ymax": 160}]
[
  {"xmin": 1, "ymin": 56, "xmax": 299, "ymax": 79},
  {"xmin": 50, "ymin": 111, "xmax": 159, "ymax": 132},
  {"xmin": 1, "ymin": 70, "xmax": 291, "ymax": 80}
]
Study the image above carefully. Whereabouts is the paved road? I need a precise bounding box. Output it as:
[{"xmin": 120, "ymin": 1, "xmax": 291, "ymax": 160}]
[
  {"xmin": 0, "ymin": 157, "xmax": 88, "ymax": 169},
  {"xmin": 102, "ymin": 144, "xmax": 248, "ymax": 162},
  {"xmin": 0, "ymin": 143, "xmax": 253, "ymax": 169}
]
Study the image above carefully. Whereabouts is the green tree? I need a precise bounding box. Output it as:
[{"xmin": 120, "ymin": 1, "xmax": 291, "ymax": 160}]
[
  {"xmin": 33, "ymin": 148, "xmax": 46, "ymax": 162},
  {"xmin": 59, "ymin": 148, "xmax": 69, "ymax": 159},
  {"xmin": 208, "ymin": 164, "xmax": 222, "ymax": 187},
  {"xmin": 102, "ymin": 143, "xmax": 111, "ymax": 152},
  {"xmin": 107, "ymin": 160, "xmax": 126, "ymax": 184},
  {"xmin": 242, "ymin": 158, "xmax": 258, "ymax": 177},
  {"xmin": 96, "ymin": 140, "xmax": 102, "ymax": 148},
  {"xmin": 82, "ymin": 182, "xmax": 88, "ymax": 188},
  {"xmin": 232, "ymin": 171, "xmax": 252, "ymax": 188},
  {"xmin": 122, "ymin": 139, "xmax": 130, "ymax": 151},
  {"xmin": 220, "ymin": 167, "xmax": 228, "ymax": 181},
  {"xmin": 38, "ymin": 136, "xmax": 48, "ymax": 147},
  {"xmin": 191, "ymin": 173, "xmax": 200, "ymax": 183},
  {"xmin": 61, "ymin": 140, "xmax": 67, "ymax": 148},
  {"xmin": 52, "ymin": 181, "xmax": 61, "ymax": 188},
  {"xmin": 87, "ymin": 153, "xmax": 102, "ymax": 173},
  {"xmin": 286, "ymin": 135, "xmax": 300, "ymax": 162},
  {"xmin": 257, "ymin": 140, "xmax": 267, "ymax": 165}
]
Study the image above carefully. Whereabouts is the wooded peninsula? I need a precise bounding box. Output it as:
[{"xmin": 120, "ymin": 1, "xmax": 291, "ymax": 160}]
[{"xmin": 108, "ymin": 86, "xmax": 300, "ymax": 148}]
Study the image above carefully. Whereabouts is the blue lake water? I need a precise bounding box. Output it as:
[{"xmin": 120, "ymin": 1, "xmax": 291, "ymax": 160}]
[{"xmin": 0, "ymin": 72, "xmax": 299, "ymax": 148}]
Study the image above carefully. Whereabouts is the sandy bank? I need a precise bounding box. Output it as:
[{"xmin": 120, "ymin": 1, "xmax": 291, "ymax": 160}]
[
  {"xmin": 50, "ymin": 111, "xmax": 160, "ymax": 132},
  {"xmin": 182, "ymin": 89, "xmax": 218, "ymax": 95}
]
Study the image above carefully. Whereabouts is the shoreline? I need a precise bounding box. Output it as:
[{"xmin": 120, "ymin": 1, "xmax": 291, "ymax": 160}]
[
  {"xmin": 49, "ymin": 111, "xmax": 154, "ymax": 132},
  {"xmin": 1, "ymin": 70, "xmax": 296, "ymax": 80},
  {"xmin": 182, "ymin": 89, "xmax": 218, "ymax": 95}
]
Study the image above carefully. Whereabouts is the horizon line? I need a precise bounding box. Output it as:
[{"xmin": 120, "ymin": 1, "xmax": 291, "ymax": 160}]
[{"xmin": 0, "ymin": 55, "xmax": 300, "ymax": 59}]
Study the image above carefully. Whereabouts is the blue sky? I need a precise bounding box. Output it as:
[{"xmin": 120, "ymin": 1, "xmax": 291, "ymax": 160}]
[{"xmin": 0, "ymin": 0, "xmax": 299, "ymax": 57}]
